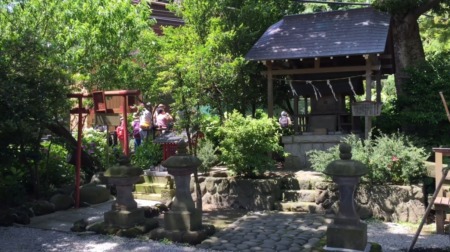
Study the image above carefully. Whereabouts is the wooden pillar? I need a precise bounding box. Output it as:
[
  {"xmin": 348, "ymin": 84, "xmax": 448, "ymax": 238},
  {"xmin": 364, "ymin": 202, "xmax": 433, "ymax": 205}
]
[
  {"xmin": 294, "ymin": 95, "xmax": 299, "ymax": 133},
  {"xmin": 376, "ymin": 72, "xmax": 382, "ymax": 103},
  {"xmin": 267, "ymin": 61, "xmax": 274, "ymax": 118},
  {"xmin": 364, "ymin": 55, "xmax": 373, "ymax": 139}
]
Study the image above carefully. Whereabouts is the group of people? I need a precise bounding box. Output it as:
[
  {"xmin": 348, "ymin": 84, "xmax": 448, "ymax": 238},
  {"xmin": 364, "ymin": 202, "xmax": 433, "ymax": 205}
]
[{"xmin": 115, "ymin": 103, "xmax": 173, "ymax": 151}]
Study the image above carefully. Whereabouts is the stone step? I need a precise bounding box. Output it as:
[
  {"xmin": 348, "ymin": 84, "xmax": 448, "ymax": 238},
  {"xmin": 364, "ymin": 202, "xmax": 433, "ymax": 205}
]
[
  {"xmin": 276, "ymin": 201, "xmax": 327, "ymax": 214},
  {"xmin": 294, "ymin": 171, "xmax": 327, "ymax": 188},
  {"xmin": 134, "ymin": 183, "xmax": 168, "ymax": 194},
  {"xmin": 140, "ymin": 174, "xmax": 172, "ymax": 184},
  {"xmin": 133, "ymin": 192, "xmax": 162, "ymax": 201},
  {"xmin": 283, "ymin": 189, "xmax": 317, "ymax": 202}
]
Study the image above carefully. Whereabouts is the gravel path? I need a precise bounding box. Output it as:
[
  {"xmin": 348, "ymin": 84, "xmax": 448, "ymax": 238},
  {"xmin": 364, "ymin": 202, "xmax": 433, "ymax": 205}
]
[
  {"xmin": 367, "ymin": 221, "xmax": 450, "ymax": 252},
  {"xmin": 1, "ymin": 214, "xmax": 450, "ymax": 252},
  {"xmin": 0, "ymin": 226, "xmax": 208, "ymax": 252}
]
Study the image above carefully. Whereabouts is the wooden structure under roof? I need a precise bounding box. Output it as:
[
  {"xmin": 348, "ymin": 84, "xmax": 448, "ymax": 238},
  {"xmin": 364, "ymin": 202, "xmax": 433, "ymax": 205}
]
[{"xmin": 245, "ymin": 7, "xmax": 395, "ymax": 169}]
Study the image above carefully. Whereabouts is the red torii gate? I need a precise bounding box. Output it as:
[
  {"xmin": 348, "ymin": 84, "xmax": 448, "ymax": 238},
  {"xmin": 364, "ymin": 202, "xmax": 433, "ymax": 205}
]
[{"xmin": 67, "ymin": 90, "xmax": 140, "ymax": 208}]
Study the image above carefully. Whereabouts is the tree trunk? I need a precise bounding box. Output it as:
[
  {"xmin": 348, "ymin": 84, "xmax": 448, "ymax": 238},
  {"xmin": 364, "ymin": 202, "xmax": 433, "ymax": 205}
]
[
  {"xmin": 391, "ymin": 14, "xmax": 425, "ymax": 97},
  {"xmin": 46, "ymin": 122, "xmax": 102, "ymax": 172}
]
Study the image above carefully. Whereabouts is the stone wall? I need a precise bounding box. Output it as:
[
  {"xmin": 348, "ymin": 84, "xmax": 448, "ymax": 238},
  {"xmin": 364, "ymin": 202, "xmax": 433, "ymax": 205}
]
[
  {"xmin": 190, "ymin": 175, "xmax": 426, "ymax": 223},
  {"xmin": 191, "ymin": 177, "xmax": 282, "ymax": 210}
]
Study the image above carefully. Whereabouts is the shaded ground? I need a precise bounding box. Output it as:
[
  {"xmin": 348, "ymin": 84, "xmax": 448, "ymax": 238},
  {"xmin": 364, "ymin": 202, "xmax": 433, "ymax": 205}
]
[
  {"xmin": 201, "ymin": 208, "xmax": 248, "ymax": 231},
  {"xmin": 154, "ymin": 207, "xmax": 248, "ymax": 232}
]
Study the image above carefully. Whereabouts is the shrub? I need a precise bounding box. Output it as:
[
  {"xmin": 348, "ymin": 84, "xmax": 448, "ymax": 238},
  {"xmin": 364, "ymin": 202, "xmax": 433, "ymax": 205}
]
[
  {"xmin": 199, "ymin": 114, "xmax": 222, "ymax": 149},
  {"xmin": 81, "ymin": 128, "xmax": 117, "ymax": 169},
  {"xmin": 39, "ymin": 141, "xmax": 75, "ymax": 195},
  {"xmin": 217, "ymin": 110, "xmax": 284, "ymax": 177},
  {"xmin": 131, "ymin": 141, "xmax": 163, "ymax": 169},
  {"xmin": 307, "ymin": 130, "xmax": 429, "ymax": 185},
  {"xmin": 0, "ymin": 163, "xmax": 28, "ymax": 206},
  {"xmin": 375, "ymin": 52, "xmax": 450, "ymax": 149},
  {"xmin": 196, "ymin": 139, "xmax": 219, "ymax": 174}
]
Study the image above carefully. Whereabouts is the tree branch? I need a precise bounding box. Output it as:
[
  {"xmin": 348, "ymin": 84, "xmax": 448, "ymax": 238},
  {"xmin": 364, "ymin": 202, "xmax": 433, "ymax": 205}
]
[{"xmin": 411, "ymin": 0, "xmax": 442, "ymax": 19}]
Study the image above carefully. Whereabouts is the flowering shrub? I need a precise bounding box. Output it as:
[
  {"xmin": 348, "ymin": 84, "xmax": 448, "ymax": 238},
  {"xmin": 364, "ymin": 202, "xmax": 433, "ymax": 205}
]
[
  {"xmin": 307, "ymin": 131, "xmax": 429, "ymax": 185},
  {"xmin": 81, "ymin": 128, "xmax": 119, "ymax": 169}
]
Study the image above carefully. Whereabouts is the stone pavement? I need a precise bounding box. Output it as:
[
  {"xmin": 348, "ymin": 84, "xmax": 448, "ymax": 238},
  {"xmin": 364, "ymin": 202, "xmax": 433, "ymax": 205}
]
[
  {"xmin": 196, "ymin": 211, "xmax": 330, "ymax": 252},
  {"xmin": 26, "ymin": 200, "xmax": 330, "ymax": 252}
]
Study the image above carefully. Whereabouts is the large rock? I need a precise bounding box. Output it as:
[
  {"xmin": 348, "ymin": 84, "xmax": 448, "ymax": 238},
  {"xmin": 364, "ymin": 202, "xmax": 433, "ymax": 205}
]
[
  {"xmin": 31, "ymin": 200, "xmax": 56, "ymax": 216},
  {"xmin": 50, "ymin": 193, "xmax": 74, "ymax": 211},
  {"xmin": 79, "ymin": 184, "xmax": 111, "ymax": 205}
]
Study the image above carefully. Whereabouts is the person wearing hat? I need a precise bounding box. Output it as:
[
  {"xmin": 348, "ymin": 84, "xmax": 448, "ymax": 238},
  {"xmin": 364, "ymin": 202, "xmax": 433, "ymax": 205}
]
[{"xmin": 131, "ymin": 112, "xmax": 141, "ymax": 149}]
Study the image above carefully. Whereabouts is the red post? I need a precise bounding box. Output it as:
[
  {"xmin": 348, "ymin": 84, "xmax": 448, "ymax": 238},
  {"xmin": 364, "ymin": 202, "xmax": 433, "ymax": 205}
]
[
  {"xmin": 75, "ymin": 97, "xmax": 82, "ymax": 208},
  {"xmin": 122, "ymin": 94, "xmax": 129, "ymax": 156}
]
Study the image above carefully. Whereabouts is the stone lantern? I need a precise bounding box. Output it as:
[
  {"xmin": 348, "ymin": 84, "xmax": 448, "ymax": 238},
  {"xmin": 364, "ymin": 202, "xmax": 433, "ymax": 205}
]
[
  {"xmin": 103, "ymin": 160, "xmax": 145, "ymax": 229},
  {"xmin": 323, "ymin": 143, "xmax": 369, "ymax": 252},
  {"xmin": 161, "ymin": 140, "xmax": 202, "ymax": 231}
]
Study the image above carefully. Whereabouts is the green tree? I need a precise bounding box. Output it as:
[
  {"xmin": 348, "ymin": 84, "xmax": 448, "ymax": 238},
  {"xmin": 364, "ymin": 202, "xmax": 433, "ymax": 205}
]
[
  {"xmin": 420, "ymin": 12, "xmax": 450, "ymax": 54},
  {"xmin": 372, "ymin": 0, "xmax": 450, "ymax": 96},
  {"xmin": 170, "ymin": 0, "xmax": 304, "ymax": 116},
  {"xmin": 0, "ymin": 0, "xmax": 159, "ymax": 199}
]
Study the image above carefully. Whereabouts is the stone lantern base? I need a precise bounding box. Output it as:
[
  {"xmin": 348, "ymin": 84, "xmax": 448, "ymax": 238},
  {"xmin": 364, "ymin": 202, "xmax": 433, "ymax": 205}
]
[
  {"xmin": 149, "ymin": 224, "xmax": 215, "ymax": 245},
  {"xmin": 104, "ymin": 208, "xmax": 145, "ymax": 229},
  {"xmin": 325, "ymin": 221, "xmax": 370, "ymax": 252},
  {"xmin": 164, "ymin": 209, "xmax": 202, "ymax": 231}
]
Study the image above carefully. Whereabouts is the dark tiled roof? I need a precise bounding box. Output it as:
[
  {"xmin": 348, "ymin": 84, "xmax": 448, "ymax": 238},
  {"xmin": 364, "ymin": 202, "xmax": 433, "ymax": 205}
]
[
  {"xmin": 149, "ymin": 1, "xmax": 184, "ymax": 35},
  {"xmin": 245, "ymin": 7, "xmax": 391, "ymax": 61}
]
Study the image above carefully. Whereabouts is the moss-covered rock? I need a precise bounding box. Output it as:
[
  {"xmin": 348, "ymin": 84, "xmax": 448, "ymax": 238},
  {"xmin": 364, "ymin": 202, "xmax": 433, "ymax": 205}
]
[
  {"xmin": 79, "ymin": 184, "xmax": 111, "ymax": 205},
  {"xmin": 50, "ymin": 193, "xmax": 74, "ymax": 211}
]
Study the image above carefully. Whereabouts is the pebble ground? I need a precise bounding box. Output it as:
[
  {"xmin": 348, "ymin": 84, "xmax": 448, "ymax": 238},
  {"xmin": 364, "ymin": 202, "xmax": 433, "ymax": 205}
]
[{"xmin": 196, "ymin": 211, "xmax": 330, "ymax": 252}]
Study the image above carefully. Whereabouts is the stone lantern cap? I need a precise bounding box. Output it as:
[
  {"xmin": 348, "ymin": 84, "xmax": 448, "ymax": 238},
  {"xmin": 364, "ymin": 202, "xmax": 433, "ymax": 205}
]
[
  {"xmin": 323, "ymin": 143, "xmax": 368, "ymax": 177},
  {"xmin": 162, "ymin": 140, "xmax": 202, "ymax": 168}
]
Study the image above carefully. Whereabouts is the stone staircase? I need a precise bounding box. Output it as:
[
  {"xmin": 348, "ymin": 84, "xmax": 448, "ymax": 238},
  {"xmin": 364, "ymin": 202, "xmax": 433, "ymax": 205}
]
[
  {"xmin": 133, "ymin": 169, "xmax": 332, "ymax": 214},
  {"xmin": 276, "ymin": 170, "xmax": 332, "ymax": 214},
  {"xmin": 133, "ymin": 171, "xmax": 174, "ymax": 202}
]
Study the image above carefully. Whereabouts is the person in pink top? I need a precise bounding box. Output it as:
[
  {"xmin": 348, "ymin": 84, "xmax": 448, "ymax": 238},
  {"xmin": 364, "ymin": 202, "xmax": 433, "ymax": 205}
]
[
  {"xmin": 155, "ymin": 106, "xmax": 173, "ymax": 132},
  {"xmin": 156, "ymin": 108, "xmax": 168, "ymax": 128}
]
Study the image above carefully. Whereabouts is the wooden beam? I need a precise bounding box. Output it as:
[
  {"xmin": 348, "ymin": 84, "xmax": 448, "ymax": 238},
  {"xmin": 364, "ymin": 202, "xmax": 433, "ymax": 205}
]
[
  {"xmin": 262, "ymin": 65, "xmax": 380, "ymax": 76},
  {"xmin": 364, "ymin": 55, "xmax": 373, "ymax": 139},
  {"xmin": 314, "ymin": 58, "xmax": 320, "ymax": 69},
  {"xmin": 267, "ymin": 61, "xmax": 274, "ymax": 118}
]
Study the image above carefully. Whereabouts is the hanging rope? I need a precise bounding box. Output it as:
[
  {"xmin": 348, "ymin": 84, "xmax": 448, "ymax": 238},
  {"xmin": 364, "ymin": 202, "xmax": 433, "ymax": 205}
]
[
  {"xmin": 307, "ymin": 81, "xmax": 322, "ymax": 101},
  {"xmin": 327, "ymin": 80, "xmax": 338, "ymax": 101},
  {"xmin": 288, "ymin": 79, "xmax": 298, "ymax": 96},
  {"xmin": 348, "ymin": 77, "xmax": 357, "ymax": 97},
  {"xmin": 272, "ymin": 74, "xmax": 365, "ymax": 83}
]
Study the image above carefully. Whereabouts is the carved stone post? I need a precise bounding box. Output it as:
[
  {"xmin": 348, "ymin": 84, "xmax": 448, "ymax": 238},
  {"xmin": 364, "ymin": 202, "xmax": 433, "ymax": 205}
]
[
  {"xmin": 323, "ymin": 143, "xmax": 369, "ymax": 252},
  {"xmin": 103, "ymin": 161, "xmax": 144, "ymax": 229},
  {"xmin": 162, "ymin": 140, "xmax": 202, "ymax": 231}
]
